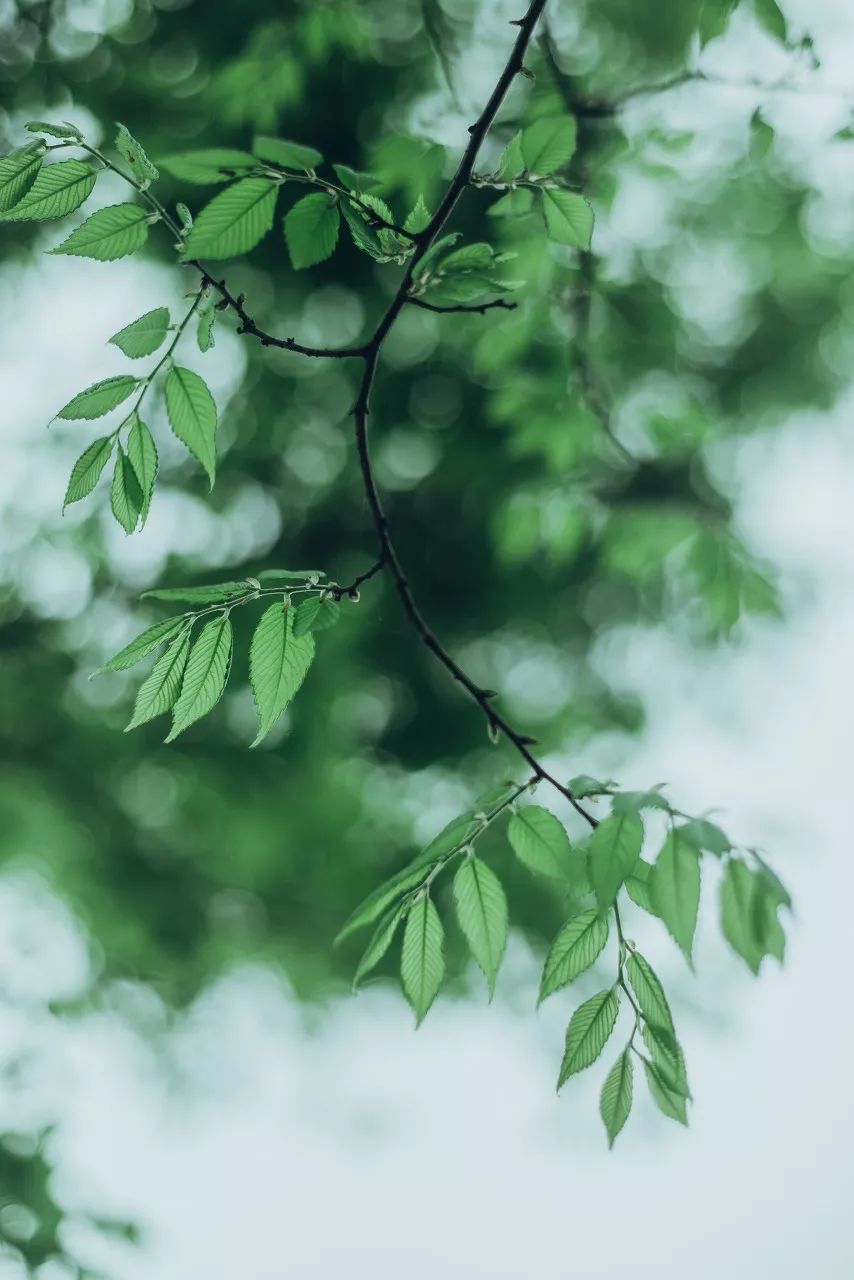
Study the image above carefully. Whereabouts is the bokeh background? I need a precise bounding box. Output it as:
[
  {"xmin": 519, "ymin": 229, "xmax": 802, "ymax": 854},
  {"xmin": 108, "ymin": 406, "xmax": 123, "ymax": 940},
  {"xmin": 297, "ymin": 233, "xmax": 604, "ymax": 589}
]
[{"xmin": 1, "ymin": 0, "xmax": 853, "ymax": 1275}]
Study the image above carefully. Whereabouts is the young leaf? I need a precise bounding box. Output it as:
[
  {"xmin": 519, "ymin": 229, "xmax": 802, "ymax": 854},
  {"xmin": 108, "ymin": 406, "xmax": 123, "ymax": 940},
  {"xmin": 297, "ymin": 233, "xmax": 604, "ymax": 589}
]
[
  {"xmin": 651, "ymin": 827, "xmax": 702, "ymax": 963},
  {"xmin": 507, "ymin": 804, "xmax": 572, "ymax": 879},
  {"xmin": 96, "ymin": 615, "xmax": 188, "ymax": 674},
  {"xmin": 165, "ymin": 366, "xmax": 217, "ymax": 486},
  {"xmin": 588, "ymin": 812, "xmax": 643, "ymax": 910},
  {"xmin": 0, "ymin": 142, "xmax": 44, "ymax": 213},
  {"xmin": 62, "ymin": 436, "xmax": 114, "ymax": 510},
  {"xmin": 400, "ymin": 894, "xmax": 444, "ymax": 1026},
  {"xmin": 541, "ymin": 189, "xmax": 594, "ymax": 250},
  {"xmin": 284, "ymin": 192, "xmax": 340, "ymax": 269},
  {"xmin": 643, "ymin": 1058, "xmax": 688, "ymax": 1125},
  {"xmin": 110, "ymin": 445, "xmax": 144, "ymax": 534},
  {"xmin": 252, "ymin": 136, "xmax": 323, "ymax": 170},
  {"xmin": 114, "ymin": 123, "xmax": 158, "ymax": 188},
  {"xmin": 125, "ymin": 628, "xmax": 192, "ymax": 730},
  {"xmin": 539, "ymin": 908, "xmax": 610, "ymax": 1003},
  {"xmin": 183, "ymin": 178, "xmax": 279, "ymax": 261},
  {"xmin": 404, "ymin": 194, "xmax": 431, "ymax": 234},
  {"xmin": 353, "ymin": 903, "xmax": 406, "ymax": 990},
  {"xmin": 25, "ymin": 120, "xmax": 81, "ymax": 141},
  {"xmin": 56, "ymin": 375, "xmax": 138, "ymax": 420},
  {"xmin": 625, "ymin": 951, "xmax": 675, "ymax": 1033},
  {"xmin": 292, "ymin": 595, "xmax": 339, "ymax": 637},
  {"xmin": 452, "ymin": 855, "xmax": 508, "ymax": 998},
  {"xmin": 126, "ymin": 414, "xmax": 158, "ymax": 524},
  {"xmin": 248, "ymin": 603, "xmax": 315, "ymax": 745},
  {"xmin": 158, "ymin": 149, "xmax": 258, "ymax": 185},
  {"xmin": 50, "ymin": 202, "xmax": 150, "ymax": 261},
  {"xmin": 142, "ymin": 582, "xmax": 248, "ymax": 604},
  {"xmin": 520, "ymin": 115, "xmax": 577, "ymax": 175},
  {"xmin": 109, "ymin": 307, "xmax": 171, "ymax": 359},
  {"xmin": 0, "ymin": 159, "xmax": 96, "ymax": 222},
  {"xmin": 558, "ymin": 989, "xmax": 620, "ymax": 1088},
  {"xmin": 164, "ymin": 614, "xmax": 233, "ymax": 742},
  {"xmin": 600, "ymin": 1049, "xmax": 633, "ymax": 1148}
]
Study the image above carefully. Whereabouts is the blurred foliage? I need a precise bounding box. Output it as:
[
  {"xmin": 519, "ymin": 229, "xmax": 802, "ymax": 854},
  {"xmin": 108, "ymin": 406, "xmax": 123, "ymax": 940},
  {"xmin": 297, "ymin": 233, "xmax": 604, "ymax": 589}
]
[{"xmin": 0, "ymin": 0, "xmax": 849, "ymax": 1269}]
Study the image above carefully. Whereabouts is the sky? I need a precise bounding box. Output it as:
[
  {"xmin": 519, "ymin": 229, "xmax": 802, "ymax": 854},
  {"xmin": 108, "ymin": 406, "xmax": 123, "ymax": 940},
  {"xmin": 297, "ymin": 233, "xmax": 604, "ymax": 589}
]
[{"xmin": 2, "ymin": 1, "xmax": 854, "ymax": 1277}]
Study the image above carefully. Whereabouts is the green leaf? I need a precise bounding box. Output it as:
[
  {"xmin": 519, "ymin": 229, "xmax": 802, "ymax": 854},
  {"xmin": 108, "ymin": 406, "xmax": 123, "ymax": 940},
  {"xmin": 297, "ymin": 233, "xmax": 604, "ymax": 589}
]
[
  {"xmin": 25, "ymin": 120, "xmax": 81, "ymax": 141},
  {"xmin": 114, "ymin": 123, "xmax": 158, "ymax": 187},
  {"xmin": 284, "ymin": 192, "xmax": 340, "ymax": 269},
  {"xmin": 558, "ymin": 989, "xmax": 620, "ymax": 1088},
  {"xmin": 0, "ymin": 159, "xmax": 96, "ymax": 222},
  {"xmin": 642, "ymin": 1022, "xmax": 690, "ymax": 1098},
  {"xmin": 292, "ymin": 596, "xmax": 340, "ymax": 637},
  {"xmin": 678, "ymin": 817, "xmax": 731, "ymax": 856},
  {"xmin": 126, "ymin": 414, "xmax": 158, "ymax": 524},
  {"xmin": 197, "ymin": 303, "xmax": 217, "ymax": 353},
  {"xmin": 539, "ymin": 908, "xmax": 610, "ymax": 1003},
  {"xmin": 165, "ymin": 366, "xmax": 217, "ymax": 486},
  {"xmin": 651, "ymin": 827, "xmax": 702, "ymax": 962},
  {"xmin": 110, "ymin": 445, "xmax": 143, "ymax": 534},
  {"xmin": 416, "ymin": 232, "xmax": 462, "ymax": 279},
  {"xmin": 96, "ymin": 616, "xmax": 188, "ymax": 674},
  {"xmin": 256, "ymin": 569, "xmax": 326, "ymax": 583},
  {"xmin": 643, "ymin": 1058, "xmax": 688, "ymax": 1125},
  {"xmin": 625, "ymin": 951, "xmax": 675, "ymax": 1033},
  {"xmin": 507, "ymin": 804, "xmax": 572, "ymax": 879},
  {"xmin": 404, "ymin": 194, "xmax": 431, "ymax": 234},
  {"xmin": 50, "ymin": 202, "xmax": 150, "ymax": 261},
  {"xmin": 496, "ymin": 131, "xmax": 524, "ymax": 179},
  {"xmin": 753, "ymin": 0, "xmax": 787, "ymax": 41},
  {"xmin": 625, "ymin": 859, "xmax": 658, "ymax": 915},
  {"xmin": 183, "ymin": 177, "xmax": 279, "ymax": 261},
  {"xmin": 165, "ymin": 614, "xmax": 233, "ymax": 742},
  {"xmin": 520, "ymin": 115, "xmax": 577, "ymax": 175},
  {"xmin": 0, "ymin": 142, "xmax": 44, "ymax": 213},
  {"xmin": 610, "ymin": 788, "xmax": 671, "ymax": 815},
  {"xmin": 125, "ymin": 628, "xmax": 192, "ymax": 730},
  {"xmin": 109, "ymin": 307, "xmax": 171, "ymax": 359},
  {"xmin": 400, "ymin": 894, "xmax": 444, "ymax": 1026},
  {"xmin": 452, "ymin": 856, "xmax": 508, "ymax": 998},
  {"xmin": 487, "ymin": 189, "xmax": 535, "ymax": 219},
  {"xmin": 142, "ymin": 583, "xmax": 249, "ymax": 604},
  {"xmin": 335, "ymin": 862, "xmax": 431, "ymax": 948},
  {"xmin": 600, "ymin": 1050, "xmax": 633, "ymax": 1148},
  {"xmin": 541, "ymin": 189, "xmax": 594, "ymax": 249},
  {"xmin": 56, "ymin": 375, "xmax": 138, "ymax": 420},
  {"xmin": 472, "ymin": 780, "xmax": 522, "ymax": 815},
  {"xmin": 698, "ymin": 0, "xmax": 738, "ymax": 48},
  {"xmin": 252, "ymin": 135, "xmax": 323, "ymax": 170},
  {"xmin": 332, "ymin": 163, "xmax": 380, "ymax": 192},
  {"xmin": 158, "ymin": 149, "xmax": 258, "ymax": 185},
  {"xmin": 62, "ymin": 436, "xmax": 114, "ymax": 510},
  {"xmin": 568, "ymin": 774, "xmax": 615, "ymax": 800},
  {"xmin": 588, "ymin": 812, "xmax": 643, "ymax": 910},
  {"xmin": 353, "ymin": 903, "xmax": 406, "ymax": 990},
  {"xmin": 248, "ymin": 603, "xmax": 316, "ymax": 746},
  {"xmin": 340, "ymin": 197, "xmax": 385, "ymax": 259},
  {"xmin": 720, "ymin": 857, "xmax": 783, "ymax": 974}
]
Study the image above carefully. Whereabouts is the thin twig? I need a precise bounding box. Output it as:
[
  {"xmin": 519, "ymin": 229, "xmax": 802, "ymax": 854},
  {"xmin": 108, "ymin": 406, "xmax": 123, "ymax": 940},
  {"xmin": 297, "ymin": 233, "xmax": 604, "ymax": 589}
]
[{"xmin": 407, "ymin": 296, "xmax": 518, "ymax": 315}]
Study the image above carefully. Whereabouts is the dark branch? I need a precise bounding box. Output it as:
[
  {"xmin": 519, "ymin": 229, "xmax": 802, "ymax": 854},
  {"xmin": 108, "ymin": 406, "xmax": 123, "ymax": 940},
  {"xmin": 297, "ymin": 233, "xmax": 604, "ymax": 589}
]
[
  {"xmin": 407, "ymin": 296, "xmax": 518, "ymax": 315},
  {"xmin": 330, "ymin": 556, "xmax": 386, "ymax": 600}
]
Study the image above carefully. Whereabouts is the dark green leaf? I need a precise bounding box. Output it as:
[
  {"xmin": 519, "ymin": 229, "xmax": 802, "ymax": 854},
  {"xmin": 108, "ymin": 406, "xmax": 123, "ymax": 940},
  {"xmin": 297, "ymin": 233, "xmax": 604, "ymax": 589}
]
[
  {"xmin": 610, "ymin": 788, "xmax": 671, "ymax": 815},
  {"xmin": 699, "ymin": 0, "xmax": 738, "ymax": 48},
  {"xmin": 753, "ymin": 0, "xmax": 787, "ymax": 42},
  {"xmin": 539, "ymin": 908, "xmax": 610, "ymax": 1003},
  {"xmin": 558, "ymin": 989, "xmax": 620, "ymax": 1088},
  {"xmin": 253, "ymin": 136, "xmax": 323, "ymax": 170}
]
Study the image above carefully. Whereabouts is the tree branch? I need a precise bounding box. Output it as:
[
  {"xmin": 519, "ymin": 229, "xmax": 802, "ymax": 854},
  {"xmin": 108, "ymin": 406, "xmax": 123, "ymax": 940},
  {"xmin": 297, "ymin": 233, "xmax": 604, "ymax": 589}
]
[{"xmin": 406, "ymin": 296, "xmax": 518, "ymax": 315}]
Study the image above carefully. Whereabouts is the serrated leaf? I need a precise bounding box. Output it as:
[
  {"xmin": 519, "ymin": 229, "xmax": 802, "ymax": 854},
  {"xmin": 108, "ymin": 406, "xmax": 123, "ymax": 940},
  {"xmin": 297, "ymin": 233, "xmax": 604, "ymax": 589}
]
[
  {"xmin": 292, "ymin": 595, "xmax": 340, "ymax": 637},
  {"xmin": 125, "ymin": 628, "xmax": 192, "ymax": 730},
  {"xmin": 0, "ymin": 159, "xmax": 96, "ymax": 222},
  {"xmin": 97, "ymin": 615, "xmax": 188, "ymax": 674},
  {"xmin": 440, "ymin": 242, "xmax": 495, "ymax": 274},
  {"xmin": 452, "ymin": 856, "xmax": 508, "ymax": 998},
  {"xmin": 508, "ymin": 804, "xmax": 572, "ymax": 879},
  {"xmin": 183, "ymin": 177, "xmax": 279, "ymax": 261},
  {"xmin": 335, "ymin": 862, "xmax": 431, "ymax": 948},
  {"xmin": 642, "ymin": 1022, "xmax": 690, "ymax": 1098},
  {"xmin": 625, "ymin": 859, "xmax": 658, "ymax": 915},
  {"xmin": 115, "ymin": 123, "xmax": 158, "ymax": 187},
  {"xmin": 165, "ymin": 614, "xmax": 233, "ymax": 741},
  {"xmin": 600, "ymin": 1050, "xmax": 633, "ymax": 1148},
  {"xmin": 284, "ymin": 192, "xmax": 340, "ymax": 269},
  {"xmin": 539, "ymin": 908, "xmax": 610, "ymax": 1003},
  {"xmin": 109, "ymin": 307, "xmax": 171, "ymax": 359},
  {"xmin": 248, "ymin": 603, "xmax": 315, "ymax": 745},
  {"xmin": 340, "ymin": 197, "xmax": 385, "ymax": 258},
  {"xmin": 63, "ymin": 436, "xmax": 114, "ymax": 510},
  {"xmin": 126, "ymin": 414, "xmax": 158, "ymax": 524},
  {"xmin": 625, "ymin": 951, "xmax": 674, "ymax": 1033},
  {"xmin": 588, "ymin": 812, "xmax": 643, "ymax": 910},
  {"xmin": 158, "ymin": 149, "xmax": 258, "ymax": 185},
  {"xmin": 353, "ymin": 903, "xmax": 406, "ymax": 990},
  {"xmin": 56, "ymin": 375, "xmax": 138, "ymax": 421},
  {"xmin": 50, "ymin": 202, "xmax": 150, "ymax": 261},
  {"xmin": 0, "ymin": 142, "xmax": 44, "ymax": 213},
  {"xmin": 404, "ymin": 194, "xmax": 430, "ymax": 234},
  {"xmin": 643, "ymin": 1058, "xmax": 688, "ymax": 1124},
  {"xmin": 253, "ymin": 135, "xmax": 323, "ymax": 170},
  {"xmin": 142, "ymin": 582, "xmax": 249, "ymax": 604},
  {"xmin": 110, "ymin": 446, "xmax": 143, "ymax": 534},
  {"xmin": 165, "ymin": 365, "xmax": 217, "ymax": 486},
  {"xmin": 496, "ymin": 131, "xmax": 524, "ymax": 179},
  {"xmin": 401, "ymin": 894, "xmax": 444, "ymax": 1026},
  {"xmin": 25, "ymin": 120, "xmax": 81, "ymax": 141},
  {"xmin": 651, "ymin": 827, "xmax": 702, "ymax": 962},
  {"xmin": 520, "ymin": 115, "xmax": 577, "ymax": 175},
  {"xmin": 558, "ymin": 989, "xmax": 619, "ymax": 1088},
  {"xmin": 541, "ymin": 189, "xmax": 594, "ymax": 249}
]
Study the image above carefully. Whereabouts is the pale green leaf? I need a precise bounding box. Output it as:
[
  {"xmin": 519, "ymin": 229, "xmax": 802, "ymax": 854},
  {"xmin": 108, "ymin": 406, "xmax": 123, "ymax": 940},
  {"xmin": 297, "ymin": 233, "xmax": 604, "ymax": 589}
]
[
  {"xmin": 600, "ymin": 1050, "xmax": 633, "ymax": 1148},
  {"xmin": 125, "ymin": 628, "xmax": 191, "ymax": 730},
  {"xmin": 520, "ymin": 115, "xmax": 577, "ymax": 174},
  {"xmin": 0, "ymin": 142, "xmax": 44, "ymax": 213},
  {"xmin": 110, "ymin": 445, "xmax": 143, "ymax": 534},
  {"xmin": 452, "ymin": 855, "xmax": 508, "ymax": 997},
  {"xmin": 625, "ymin": 859, "xmax": 657, "ymax": 915},
  {"xmin": 625, "ymin": 951, "xmax": 675, "ymax": 1033},
  {"xmin": 248, "ymin": 603, "xmax": 315, "ymax": 745},
  {"xmin": 56, "ymin": 375, "xmax": 138, "ymax": 421},
  {"xmin": 62, "ymin": 436, "xmax": 114, "ymax": 510},
  {"xmin": 253, "ymin": 135, "xmax": 323, "ymax": 170},
  {"xmin": 651, "ymin": 827, "xmax": 702, "ymax": 962},
  {"xmin": 284, "ymin": 192, "xmax": 340, "ymax": 269},
  {"xmin": 0, "ymin": 159, "xmax": 96, "ymax": 222},
  {"xmin": 539, "ymin": 908, "xmax": 610, "ymax": 1003},
  {"xmin": 487, "ymin": 189, "xmax": 535, "ymax": 219},
  {"xmin": 25, "ymin": 120, "xmax": 81, "ymax": 141},
  {"xmin": 158, "ymin": 149, "xmax": 257, "ymax": 185},
  {"xmin": 643, "ymin": 1058, "xmax": 687, "ymax": 1125},
  {"xmin": 165, "ymin": 365, "xmax": 217, "ymax": 486},
  {"xmin": 97, "ymin": 615, "xmax": 188, "ymax": 674},
  {"xmin": 558, "ymin": 989, "xmax": 619, "ymax": 1088},
  {"xmin": 126, "ymin": 413, "xmax": 158, "ymax": 524},
  {"xmin": 588, "ymin": 812, "xmax": 644, "ymax": 910},
  {"xmin": 292, "ymin": 596, "xmax": 340, "ymax": 637},
  {"xmin": 165, "ymin": 614, "xmax": 233, "ymax": 742},
  {"xmin": 183, "ymin": 177, "xmax": 279, "ymax": 261},
  {"xmin": 50, "ymin": 202, "xmax": 149, "ymax": 261},
  {"xmin": 542, "ymin": 188, "xmax": 594, "ymax": 249},
  {"xmin": 353, "ymin": 903, "xmax": 406, "ymax": 990},
  {"xmin": 109, "ymin": 307, "xmax": 171, "ymax": 359},
  {"xmin": 401, "ymin": 894, "xmax": 444, "ymax": 1026},
  {"xmin": 508, "ymin": 804, "xmax": 572, "ymax": 879},
  {"xmin": 496, "ymin": 131, "xmax": 524, "ymax": 179},
  {"xmin": 115, "ymin": 123, "xmax": 158, "ymax": 187}
]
